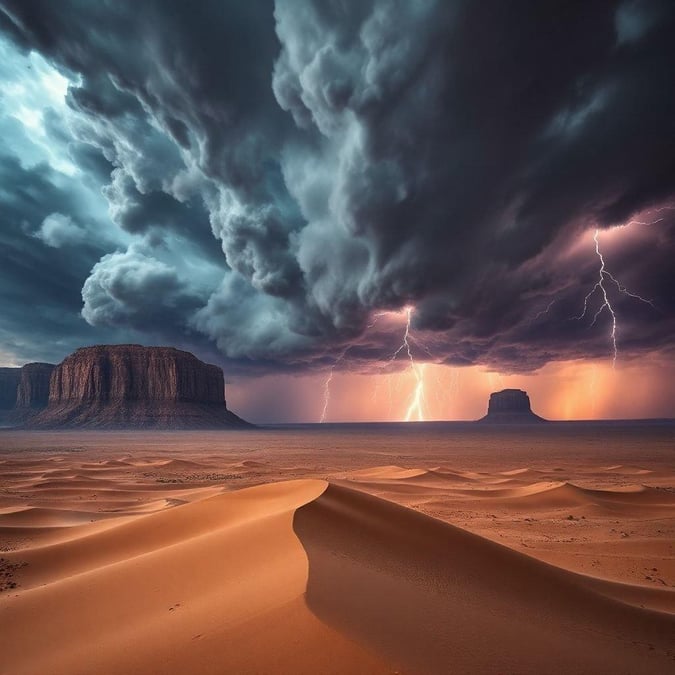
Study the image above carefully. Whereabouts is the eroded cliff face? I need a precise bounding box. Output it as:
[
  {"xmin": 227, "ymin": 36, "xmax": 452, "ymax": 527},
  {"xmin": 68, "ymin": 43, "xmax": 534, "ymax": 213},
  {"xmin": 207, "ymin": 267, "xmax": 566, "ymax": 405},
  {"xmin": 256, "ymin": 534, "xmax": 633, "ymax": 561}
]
[
  {"xmin": 49, "ymin": 345, "xmax": 225, "ymax": 405},
  {"xmin": 16, "ymin": 363, "xmax": 55, "ymax": 409},
  {"xmin": 0, "ymin": 368, "xmax": 21, "ymax": 410},
  {"xmin": 0, "ymin": 364, "xmax": 55, "ymax": 425},
  {"xmin": 30, "ymin": 345, "xmax": 247, "ymax": 429},
  {"xmin": 479, "ymin": 389, "xmax": 545, "ymax": 423}
]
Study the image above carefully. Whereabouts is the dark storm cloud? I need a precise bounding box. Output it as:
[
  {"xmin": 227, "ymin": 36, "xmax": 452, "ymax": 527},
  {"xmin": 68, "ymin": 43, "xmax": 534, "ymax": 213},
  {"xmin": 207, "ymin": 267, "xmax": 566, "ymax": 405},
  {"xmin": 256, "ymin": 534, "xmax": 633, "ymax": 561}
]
[
  {"xmin": 0, "ymin": 0, "xmax": 673, "ymax": 373},
  {"xmin": 0, "ymin": 151, "xmax": 131, "ymax": 362},
  {"xmin": 435, "ymin": 213, "xmax": 675, "ymax": 371}
]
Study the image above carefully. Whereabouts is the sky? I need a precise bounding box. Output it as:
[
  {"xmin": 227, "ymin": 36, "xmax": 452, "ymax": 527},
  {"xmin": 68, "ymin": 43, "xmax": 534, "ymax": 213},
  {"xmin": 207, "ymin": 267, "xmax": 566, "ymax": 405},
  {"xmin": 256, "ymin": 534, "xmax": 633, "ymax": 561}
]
[{"xmin": 0, "ymin": 0, "xmax": 674, "ymax": 423}]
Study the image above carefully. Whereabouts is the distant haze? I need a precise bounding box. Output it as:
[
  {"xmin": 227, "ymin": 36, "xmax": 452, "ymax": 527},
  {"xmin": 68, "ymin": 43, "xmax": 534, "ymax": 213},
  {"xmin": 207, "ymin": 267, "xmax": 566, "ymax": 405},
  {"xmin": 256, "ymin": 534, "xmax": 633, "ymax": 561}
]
[{"xmin": 227, "ymin": 357, "xmax": 675, "ymax": 424}]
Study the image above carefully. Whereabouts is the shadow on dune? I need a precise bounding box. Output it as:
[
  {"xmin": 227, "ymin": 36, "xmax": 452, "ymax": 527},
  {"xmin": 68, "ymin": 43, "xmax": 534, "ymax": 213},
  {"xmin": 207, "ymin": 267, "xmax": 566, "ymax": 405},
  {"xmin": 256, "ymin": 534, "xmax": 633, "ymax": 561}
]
[{"xmin": 292, "ymin": 483, "xmax": 675, "ymax": 675}]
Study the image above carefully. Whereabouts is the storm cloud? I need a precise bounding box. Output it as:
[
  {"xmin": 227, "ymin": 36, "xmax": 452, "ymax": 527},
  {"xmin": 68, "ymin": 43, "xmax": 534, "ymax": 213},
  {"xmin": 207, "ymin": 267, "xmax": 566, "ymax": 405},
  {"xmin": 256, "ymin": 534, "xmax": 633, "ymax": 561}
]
[{"xmin": 0, "ymin": 0, "xmax": 673, "ymax": 373}]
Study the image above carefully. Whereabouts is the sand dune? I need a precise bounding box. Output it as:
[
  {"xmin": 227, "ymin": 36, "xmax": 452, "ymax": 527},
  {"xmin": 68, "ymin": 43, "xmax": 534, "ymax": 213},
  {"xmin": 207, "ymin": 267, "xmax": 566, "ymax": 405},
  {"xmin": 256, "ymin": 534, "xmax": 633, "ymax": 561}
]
[
  {"xmin": 348, "ymin": 465, "xmax": 430, "ymax": 480},
  {"xmin": 471, "ymin": 481, "xmax": 675, "ymax": 514},
  {"xmin": 500, "ymin": 467, "xmax": 538, "ymax": 476},
  {"xmin": 600, "ymin": 464, "xmax": 654, "ymax": 475},
  {"xmin": 0, "ymin": 478, "xmax": 673, "ymax": 674},
  {"xmin": 0, "ymin": 480, "xmax": 393, "ymax": 675},
  {"xmin": 296, "ymin": 483, "xmax": 675, "ymax": 674},
  {"xmin": 0, "ymin": 506, "xmax": 115, "ymax": 527},
  {"xmin": 1, "ymin": 427, "xmax": 673, "ymax": 674},
  {"xmin": 343, "ymin": 465, "xmax": 497, "ymax": 494},
  {"xmin": 345, "ymin": 465, "xmax": 675, "ymax": 513}
]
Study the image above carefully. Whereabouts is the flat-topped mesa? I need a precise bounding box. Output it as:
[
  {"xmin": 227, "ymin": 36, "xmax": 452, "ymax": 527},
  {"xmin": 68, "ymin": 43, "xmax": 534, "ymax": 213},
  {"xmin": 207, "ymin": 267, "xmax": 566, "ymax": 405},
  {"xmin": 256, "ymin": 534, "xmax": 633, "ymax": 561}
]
[
  {"xmin": 478, "ymin": 388, "xmax": 546, "ymax": 423},
  {"xmin": 48, "ymin": 345, "xmax": 225, "ymax": 405},
  {"xmin": 30, "ymin": 345, "xmax": 248, "ymax": 429},
  {"xmin": 16, "ymin": 363, "xmax": 55, "ymax": 409}
]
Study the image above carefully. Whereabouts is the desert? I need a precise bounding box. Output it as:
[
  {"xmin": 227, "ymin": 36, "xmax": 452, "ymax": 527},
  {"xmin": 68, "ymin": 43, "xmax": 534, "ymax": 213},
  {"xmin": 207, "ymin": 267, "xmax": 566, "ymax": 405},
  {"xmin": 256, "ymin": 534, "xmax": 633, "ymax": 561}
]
[
  {"xmin": 0, "ymin": 424, "xmax": 673, "ymax": 674},
  {"xmin": 2, "ymin": 1, "xmax": 675, "ymax": 673}
]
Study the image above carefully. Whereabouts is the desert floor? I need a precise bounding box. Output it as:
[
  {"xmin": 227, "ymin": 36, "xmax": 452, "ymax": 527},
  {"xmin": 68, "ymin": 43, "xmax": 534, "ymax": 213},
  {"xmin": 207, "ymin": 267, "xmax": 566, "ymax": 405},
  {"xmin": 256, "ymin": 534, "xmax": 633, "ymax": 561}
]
[{"xmin": 0, "ymin": 424, "xmax": 673, "ymax": 674}]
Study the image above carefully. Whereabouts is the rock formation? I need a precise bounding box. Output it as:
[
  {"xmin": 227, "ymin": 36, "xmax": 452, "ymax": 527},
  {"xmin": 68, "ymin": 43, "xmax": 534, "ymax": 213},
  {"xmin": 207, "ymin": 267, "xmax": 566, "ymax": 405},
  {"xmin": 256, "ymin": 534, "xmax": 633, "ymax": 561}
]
[
  {"xmin": 16, "ymin": 363, "xmax": 55, "ymax": 409},
  {"xmin": 0, "ymin": 367, "xmax": 21, "ymax": 411},
  {"xmin": 478, "ymin": 388, "xmax": 546, "ymax": 423},
  {"xmin": 0, "ymin": 364, "xmax": 56, "ymax": 424},
  {"xmin": 29, "ymin": 345, "xmax": 248, "ymax": 429}
]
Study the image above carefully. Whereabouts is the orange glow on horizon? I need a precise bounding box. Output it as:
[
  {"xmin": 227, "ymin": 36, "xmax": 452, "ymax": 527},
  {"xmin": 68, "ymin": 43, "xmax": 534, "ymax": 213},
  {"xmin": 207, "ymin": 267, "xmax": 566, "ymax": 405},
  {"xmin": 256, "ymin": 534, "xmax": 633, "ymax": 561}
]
[{"xmin": 228, "ymin": 355, "xmax": 675, "ymax": 423}]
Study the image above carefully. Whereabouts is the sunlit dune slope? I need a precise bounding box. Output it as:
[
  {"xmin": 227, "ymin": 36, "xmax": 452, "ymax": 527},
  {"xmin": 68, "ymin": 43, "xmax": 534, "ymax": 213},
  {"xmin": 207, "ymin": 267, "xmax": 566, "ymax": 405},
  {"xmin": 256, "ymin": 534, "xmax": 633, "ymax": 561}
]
[{"xmin": 0, "ymin": 479, "xmax": 673, "ymax": 675}]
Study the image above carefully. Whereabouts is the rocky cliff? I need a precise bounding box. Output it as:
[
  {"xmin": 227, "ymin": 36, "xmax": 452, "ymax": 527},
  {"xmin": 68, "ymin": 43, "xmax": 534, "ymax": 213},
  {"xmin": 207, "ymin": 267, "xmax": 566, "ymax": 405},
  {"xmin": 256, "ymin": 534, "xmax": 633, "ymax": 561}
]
[
  {"xmin": 0, "ymin": 368, "xmax": 21, "ymax": 410},
  {"xmin": 478, "ymin": 389, "xmax": 546, "ymax": 423},
  {"xmin": 29, "ymin": 345, "xmax": 248, "ymax": 429},
  {"xmin": 1, "ymin": 364, "xmax": 57, "ymax": 424},
  {"xmin": 16, "ymin": 363, "xmax": 55, "ymax": 409}
]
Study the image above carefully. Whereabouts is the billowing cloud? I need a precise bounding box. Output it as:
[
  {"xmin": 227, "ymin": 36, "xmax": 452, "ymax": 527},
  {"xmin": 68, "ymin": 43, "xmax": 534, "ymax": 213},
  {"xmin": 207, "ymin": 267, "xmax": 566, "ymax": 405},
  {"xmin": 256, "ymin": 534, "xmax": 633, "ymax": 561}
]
[
  {"xmin": 0, "ymin": 0, "xmax": 673, "ymax": 376},
  {"xmin": 83, "ymin": 247, "xmax": 198, "ymax": 328},
  {"xmin": 36, "ymin": 212, "xmax": 86, "ymax": 247}
]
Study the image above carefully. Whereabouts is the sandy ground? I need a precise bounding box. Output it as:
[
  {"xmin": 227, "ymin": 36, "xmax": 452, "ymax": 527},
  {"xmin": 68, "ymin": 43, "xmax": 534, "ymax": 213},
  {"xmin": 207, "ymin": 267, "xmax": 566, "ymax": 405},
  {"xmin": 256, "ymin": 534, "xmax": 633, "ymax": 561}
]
[{"xmin": 0, "ymin": 425, "xmax": 673, "ymax": 674}]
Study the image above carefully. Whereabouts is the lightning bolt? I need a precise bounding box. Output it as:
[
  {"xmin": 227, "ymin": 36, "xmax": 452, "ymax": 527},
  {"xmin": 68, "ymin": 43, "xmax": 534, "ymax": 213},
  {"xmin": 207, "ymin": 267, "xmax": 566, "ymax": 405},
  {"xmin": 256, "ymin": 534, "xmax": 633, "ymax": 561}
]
[
  {"xmin": 531, "ymin": 298, "xmax": 557, "ymax": 323},
  {"xmin": 319, "ymin": 346, "xmax": 349, "ymax": 423},
  {"xmin": 365, "ymin": 306, "xmax": 430, "ymax": 421},
  {"xmin": 321, "ymin": 306, "xmax": 433, "ymax": 422},
  {"xmin": 574, "ymin": 228, "xmax": 655, "ymax": 367},
  {"xmin": 391, "ymin": 307, "xmax": 426, "ymax": 421},
  {"xmin": 406, "ymin": 364, "xmax": 426, "ymax": 421},
  {"xmin": 367, "ymin": 312, "xmax": 388, "ymax": 329},
  {"xmin": 621, "ymin": 204, "xmax": 675, "ymax": 227},
  {"xmin": 319, "ymin": 367, "xmax": 335, "ymax": 423},
  {"xmin": 320, "ymin": 312, "xmax": 388, "ymax": 423}
]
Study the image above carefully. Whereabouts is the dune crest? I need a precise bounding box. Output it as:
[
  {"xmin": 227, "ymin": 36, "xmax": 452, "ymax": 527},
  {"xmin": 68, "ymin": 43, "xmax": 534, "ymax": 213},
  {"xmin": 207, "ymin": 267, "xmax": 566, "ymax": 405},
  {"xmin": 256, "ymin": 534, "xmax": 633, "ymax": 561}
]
[
  {"xmin": 294, "ymin": 482, "xmax": 674, "ymax": 674},
  {"xmin": 1, "ymin": 478, "xmax": 673, "ymax": 674},
  {"xmin": 1, "ymin": 480, "xmax": 382, "ymax": 675}
]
